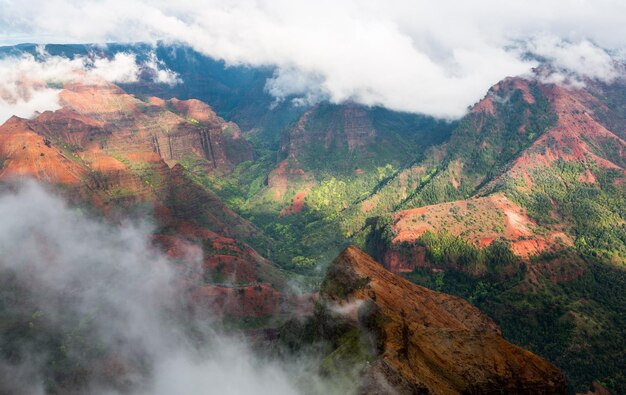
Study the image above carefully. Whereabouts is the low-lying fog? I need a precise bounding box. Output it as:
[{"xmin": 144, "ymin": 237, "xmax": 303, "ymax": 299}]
[{"xmin": 0, "ymin": 181, "xmax": 353, "ymax": 395}]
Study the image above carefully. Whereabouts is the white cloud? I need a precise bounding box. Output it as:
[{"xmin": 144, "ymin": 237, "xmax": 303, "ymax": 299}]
[
  {"xmin": 0, "ymin": 50, "xmax": 180, "ymax": 124},
  {"xmin": 90, "ymin": 52, "xmax": 142, "ymax": 82},
  {"xmin": 526, "ymin": 36, "xmax": 621, "ymax": 84},
  {"xmin": 143, "ymin": 52, "xmax": 182, "ymax": 85},
  {"xmin": 1, "ymin": 0, "xmax": 626, "ymax": 118},
  {"xmin": 0, "ymin": 54, "xmax": 77, "ymax": 122},
  {"xmin": 0, "ymin": 87, "xmax": 61, "ymax": 126},
  {"xmin": 265, "ymin": 68, "xmax": 328, "ymax": 107},
  {"xmin": 0, "ymin": 181, "xmax": 347, "ymax": 394}
]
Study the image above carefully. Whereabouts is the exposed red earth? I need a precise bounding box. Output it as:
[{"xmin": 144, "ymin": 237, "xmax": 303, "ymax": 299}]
[
  {"xmin": 378, "ymin": 77, "xmax": 625, "ymax": 280},
  {"xmin": 322, "ymin": 246, "xmax": 568, "ymax": 394},
  {"xmin": 0, "ymin": 81, "xmax": 298, "ymax": 323}
]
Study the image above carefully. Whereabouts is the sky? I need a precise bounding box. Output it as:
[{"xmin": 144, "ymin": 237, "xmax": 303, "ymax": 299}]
[{"xmin": 0, "ymin": 0, "xmax": 625, "ymax": 119}]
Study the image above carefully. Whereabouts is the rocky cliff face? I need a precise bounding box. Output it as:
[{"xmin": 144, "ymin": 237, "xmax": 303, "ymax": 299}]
[
  {"xmin": 0, "ymin": 81, "xmax": 263, "ymax": 240},
  {"xmin": 266, "ymin": 103, "xmax": 378, "ymax": 202},
  {"xmin": 319, "ymin": 246, "xmax": 567, "ymax": 395},
  {"xmin": 165, "ymin": 97, "xmax": 255, "ymax": 167},
  {"xmin": 45, "ymin": 82, "xmax": 253, "ymax": 171},
  {"xmin": 279, "ymin": 103, "xmax": 376, "ymax": 161},
  {"xmin": 266, "ymin": 101, "xmax": 449, "ymax": 209},
  {"xmin": 0, "ymin": 84, "xmax": 290, "ymax": 324}
]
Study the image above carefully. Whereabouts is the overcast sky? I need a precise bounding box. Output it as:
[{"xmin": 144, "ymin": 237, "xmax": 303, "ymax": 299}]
[{"xmin": 1, "ymin": 0, "xmax": 625, "ymax": 118}]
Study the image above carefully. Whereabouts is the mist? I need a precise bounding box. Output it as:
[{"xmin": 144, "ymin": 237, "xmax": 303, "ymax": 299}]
[
  {"xmin": 0, "ymin": 48, "xmax": 180, "ymax": 123},
  {"xmin": 0, "ymin": 181, "xmax": 346, "ymax": 395},
  {"xmin": 1, "ymin": 0, "xmax": 626, "ymax": 118}
]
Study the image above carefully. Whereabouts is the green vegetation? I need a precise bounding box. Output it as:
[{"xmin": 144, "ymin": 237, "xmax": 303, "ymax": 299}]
[
  {"xmin": 403, "ymin": 256, "xmax": 626, "ymax": 393},
  {"xmin": 178, "ymin": 105, "xmax": 454, "ymax": 271},
  {"xmin": 111, "ymin": 153, "xmax": 163, "ymax": 188},
  {"xmin": 387, "ymin": 230, "xmax": 519, "ymax": 276},
  {"xmin": 148, "ymin": 79, "xmax": 624, "ymax": 392},
  {"xmin": 319, "ymin": 328, "xmax": 375, "ymax": 376},
  {"xmin": 399, "ymin": 82, "xmax": 557, "ymax": 209},
  {"xmin": 506, "ymin": 161, "xmax": 626, "ymax": 263}
]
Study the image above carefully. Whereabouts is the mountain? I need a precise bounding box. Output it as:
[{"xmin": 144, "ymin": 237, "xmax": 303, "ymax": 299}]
[
  {"xmin": 367, "ymin": 77, "xmax": 624, "ymax": 270},
  {"xmin": 361, "ymin": 77, "xmax": 626, "ymax": 392},
  {"xmin": 39, "ymin": 82, "xmax": 254, "ymax": 171},
  {"xmin": 182, "ymin": 99, "xmax": 455, "ymax": 268},
  {"xmin": 0, "ymin": 80, "xmax": 303, "ymax": 327},
  {"xmin": 266, "ymin": 102, "xmax": 452, "ymax": 205},
  {"xmin": 0, "ymin": 42, "xmax": 305, "ymax": 140},
  {"xmin": 288, "ymin": 246, "xmax": 567, "ymax": 394},
  {"xmin": 1, "ymin": 43, "xmax": 625, "ymax": 393}
]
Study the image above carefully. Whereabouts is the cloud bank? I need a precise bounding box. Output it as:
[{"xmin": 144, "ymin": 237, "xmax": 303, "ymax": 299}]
[
  {"xmin": 0, "ymin": 49, "xmax": 180, "ymax": 123},
  {"xmin": 0, "ymin": 181, "xmax": 346, "ymax": 395},
  {"xmin": 1, "ymin": 0, "xmax": 625, "ymax": 118}
]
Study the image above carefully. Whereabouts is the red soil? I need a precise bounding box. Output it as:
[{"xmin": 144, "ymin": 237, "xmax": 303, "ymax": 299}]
[
  {"xmin": 204, "ymin": 255, "xmax": 260, "ymax": 284},
  {"xmin": 471, "ymin": 94, "xmax": 496, "ymax": 115},
  {"xmin": 153, "ymin": 234, "xmax": 203, "ymax": 262},
  {"xmin": 391, "ymin": 193, "xmax": 572, "ymax": 260},
  {"xmin": 267, "ymin": 159, "xmax": 310, "ymax": 201},
  {"xmin": 280, "ymin": 190, "xmax": 308, "ymax": 216},
  {"xmin": 361, "ymin": 198, "xmax": 378, "ymax": 213},
  {"xmin": 0, "ymin": 83, "xmax": 296, "ymax": 325},
  {"xmin": 502, "ymin": 83, "xmax": 626, "ymax": 187},
  {"xmin": 169, "ymin": 98, "xmax": 220, "ymax": 125},
  {"xmin": 0, "ymin": 116, "xmax": 87, "ymax": 183}
]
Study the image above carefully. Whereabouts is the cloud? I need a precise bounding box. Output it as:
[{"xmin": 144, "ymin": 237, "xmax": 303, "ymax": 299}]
[
  {"xmin": 1, "ymin": 0, "xmax": 625, "ymax": 117},
  {"xmin": 143, "ymin": 52, "xmax": 182, "ymax": 85},
  {"xmin": 0, "ymin": 181, "xmax": 347, "ymax": 394},
  {"xmin": 0, "ymin": 49, "xmax": 180, "ymax": 123},
  {"xmin": 264, "ymin": 68, "xmax": 328, "ymax": 108},
  {"xmin": 0, "ymin": 87, "xmax": 61, "ymax": 127},
  {"xmin": 90, "ymin": 52, "xmax": 143, "ymax": 82},
  {"xmin": 526, "ymin": 36, "xmax": 621, "ymax": 85}
]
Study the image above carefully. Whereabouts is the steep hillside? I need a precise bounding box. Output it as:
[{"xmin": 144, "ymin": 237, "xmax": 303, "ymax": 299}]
[
  {"xmin": 267, "ymin": 102, "xmax": 452, "ymax": 206},
  {"xmin": 38, "ymin": 81, "xmax": 254, "ymax": 172},
  {"xmin": 15, "ymin": 81, "xmax": 259, "ymax": 231},
  {"xmin": 375, "ymin": 78, "xmax": 625, "ymax": 274},
  {"xmin": 382, "ymin": 193, "xmax": 573, "ymax": 273},
  {"xmin": 365, "ymin": 78, "xmax": 626, "ymax": 393},
  {"xmin": 0, "ymin": 116, "xmax": 88, "ymax": 183},
  {"xmin": 293, "ymin": 246, "xmax": 567, "ymax": 394}
]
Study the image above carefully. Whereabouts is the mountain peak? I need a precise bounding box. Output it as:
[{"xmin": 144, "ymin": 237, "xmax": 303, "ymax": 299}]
[{"xmin": 0, "ymin": 115, "xmax": 30, "ymax": 129}]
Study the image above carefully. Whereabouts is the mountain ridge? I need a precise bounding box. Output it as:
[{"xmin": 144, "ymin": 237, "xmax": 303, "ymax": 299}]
[{"xmin": 316, "ymin": 246, "xmax": 567, "ymax": 394}]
